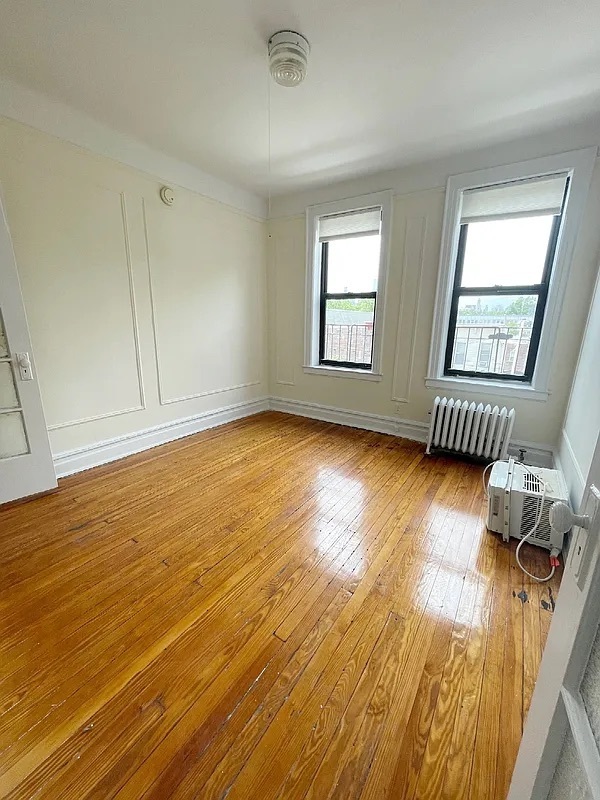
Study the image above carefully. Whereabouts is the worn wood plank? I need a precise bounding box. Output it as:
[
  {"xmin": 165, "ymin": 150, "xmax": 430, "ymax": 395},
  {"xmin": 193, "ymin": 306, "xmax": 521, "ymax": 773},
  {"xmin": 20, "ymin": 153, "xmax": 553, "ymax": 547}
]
[{"xmin": 0, "ymin": 412, "xmax": 561, "ymax": 800}]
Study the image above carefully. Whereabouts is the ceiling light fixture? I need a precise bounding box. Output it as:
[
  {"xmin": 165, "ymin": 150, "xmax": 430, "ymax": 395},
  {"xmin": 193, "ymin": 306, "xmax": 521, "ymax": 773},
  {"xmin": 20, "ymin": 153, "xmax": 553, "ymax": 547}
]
[{"xmin": 268, "ymin": 30, "xmax": 310, "ymax": 87}]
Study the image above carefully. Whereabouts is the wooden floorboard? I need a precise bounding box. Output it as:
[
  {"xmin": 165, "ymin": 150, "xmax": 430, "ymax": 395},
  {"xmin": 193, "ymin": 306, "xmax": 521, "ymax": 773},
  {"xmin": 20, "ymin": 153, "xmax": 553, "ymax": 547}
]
[{"xmin": 0, "ymin": 411, "xmax": 562, "ymax": 799}]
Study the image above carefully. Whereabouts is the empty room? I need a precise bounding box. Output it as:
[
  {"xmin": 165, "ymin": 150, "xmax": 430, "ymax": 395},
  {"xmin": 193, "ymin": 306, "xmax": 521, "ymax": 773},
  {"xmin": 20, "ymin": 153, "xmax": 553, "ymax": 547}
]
[{"xmin": 1, "ymin": 1, "xmax": 600, "ymax": 798}]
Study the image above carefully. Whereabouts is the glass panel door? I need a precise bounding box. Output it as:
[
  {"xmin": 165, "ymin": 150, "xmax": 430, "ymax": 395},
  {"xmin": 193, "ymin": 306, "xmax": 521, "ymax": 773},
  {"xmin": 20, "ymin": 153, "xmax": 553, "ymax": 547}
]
[
  {"xmin": 0, "ymin": 190, "xmax": 55, "ymax": 503},
  {"xmin": 548, "ymin": 727, "xmax": 594, "ymax": 800},
  {"xmin": 0, "ymin": 311, "xmax": 29, "ymax": 459},
  {"xmin": 580, "ymin": 624, "xmax": 600, "ymax": 748},
  {"xmin": 547, "ymin": 590, "xmax": 600, "ymax": 800}
]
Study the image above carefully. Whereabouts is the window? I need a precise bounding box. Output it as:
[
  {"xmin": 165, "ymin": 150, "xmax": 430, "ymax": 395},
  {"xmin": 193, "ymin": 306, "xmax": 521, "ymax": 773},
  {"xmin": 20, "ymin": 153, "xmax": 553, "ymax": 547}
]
[
  {"xmin": 427, "ymin": 149, "xmax": 596, "ymax": 399},
  {"xmin": 305, "ymin": 192, "xmax": 392, "ymax": 379},
  {"xmin": 445, "ymin": 175, "xmax": 567, "ymax": 382}
]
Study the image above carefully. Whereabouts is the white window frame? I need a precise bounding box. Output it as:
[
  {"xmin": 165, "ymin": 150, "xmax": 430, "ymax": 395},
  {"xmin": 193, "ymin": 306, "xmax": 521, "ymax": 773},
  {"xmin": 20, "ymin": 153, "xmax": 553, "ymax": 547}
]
[
  {"xmin": 304, "ymin": 191, "xmax": 393, "ymax": 380},
  {"xmin": 426, "ymin": 148, "xmax": 597, "ymax": 401}
]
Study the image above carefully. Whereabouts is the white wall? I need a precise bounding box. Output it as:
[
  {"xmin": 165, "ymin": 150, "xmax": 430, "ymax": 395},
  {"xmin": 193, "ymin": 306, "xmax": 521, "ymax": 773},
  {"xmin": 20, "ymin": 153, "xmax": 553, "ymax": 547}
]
[
  {"xmin": 557, "ymin": 268, "xmax": 600, "ymax": 507},
  {"xmin": 267, "ymin": 159, "xmax": 600, "ymax": 453},
  {"xmin": 2, "ymin": 112, "xmax": 599, "ymax": 475},
  {"xmin": 0, "ymin": 118, "xmax": 267, "ymax": 463}
]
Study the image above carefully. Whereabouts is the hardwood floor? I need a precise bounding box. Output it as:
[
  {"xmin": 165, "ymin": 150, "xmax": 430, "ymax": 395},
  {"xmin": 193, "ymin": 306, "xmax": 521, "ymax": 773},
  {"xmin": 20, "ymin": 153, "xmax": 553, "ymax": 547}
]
[{"xmin": 0, "ymin": 411, "xmax": 561, "ymax": 799}]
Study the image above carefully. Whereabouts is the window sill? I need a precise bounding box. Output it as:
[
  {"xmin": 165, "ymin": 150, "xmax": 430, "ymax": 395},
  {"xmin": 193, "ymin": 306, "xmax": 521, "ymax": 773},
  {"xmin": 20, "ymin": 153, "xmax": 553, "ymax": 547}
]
[
  {"xmin": 425, "ymin": 376, "xmax": 549, "ymax": 402},
  {"xmin": 303, "ymin": 365, "xmax": 383, "ymax": 382}
]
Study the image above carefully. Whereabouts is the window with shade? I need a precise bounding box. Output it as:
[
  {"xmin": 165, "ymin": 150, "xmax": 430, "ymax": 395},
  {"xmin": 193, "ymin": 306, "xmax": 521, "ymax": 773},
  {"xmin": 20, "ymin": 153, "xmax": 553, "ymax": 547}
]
[
  {"xmin": 317, "ymin": 207, "xmax": 382, "ymax": 369},
  {"xmin": 305, "ymin": 192, "xmax": 391, "ymax": 378},
  {"xmin": 445, "ymin": 173, "xmax": 569, "ymax": 382}
]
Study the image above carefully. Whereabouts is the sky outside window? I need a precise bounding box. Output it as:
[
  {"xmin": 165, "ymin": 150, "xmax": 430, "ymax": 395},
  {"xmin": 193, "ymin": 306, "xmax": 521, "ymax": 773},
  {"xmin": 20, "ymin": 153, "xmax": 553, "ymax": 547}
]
[
  {"xmin": 326, "ymin": 235, "xmax": 381, "ymax": 293},
  {"xmin": 460, "ymin": 216, "xmax": 553, "ymax": 287}
]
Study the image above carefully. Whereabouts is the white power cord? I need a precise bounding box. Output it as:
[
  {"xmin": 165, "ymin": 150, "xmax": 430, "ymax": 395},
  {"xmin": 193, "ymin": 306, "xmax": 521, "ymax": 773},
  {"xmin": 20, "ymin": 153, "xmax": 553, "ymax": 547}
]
[
  {"xmin": 515, "ymin": 476, "xmax": 557, "ymax": 583},
  {"xmin": 482, "ymin": 462, "xmax": 494, "ymax": 498},
  {"xmin": 484, "ymin": 459, "xmax": 558, "ymax": 583}
]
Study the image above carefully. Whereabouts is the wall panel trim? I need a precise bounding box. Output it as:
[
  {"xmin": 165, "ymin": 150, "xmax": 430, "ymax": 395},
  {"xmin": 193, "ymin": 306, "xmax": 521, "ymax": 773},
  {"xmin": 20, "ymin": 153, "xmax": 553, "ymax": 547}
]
[
  {"xmin": 392, "ymin": 215, "xmax": 427, "ymax": 403},
  {"xmin": 48, "ymin": 404, "xmax": 145, "ymax": 431},
  {"xmin": 160, "ymin": 380, "xmax": 262, "ymax": 405},
  {"xmin": 47, "ymin": 190, "xmax": 146, "ymax": 430},
  {"xmin": 142, "ymin": 199, "xmax": 261, "ymax": 407},
  {"xmin": 53, "ymin": 396, "xmax": 269, "ymax": 476}
]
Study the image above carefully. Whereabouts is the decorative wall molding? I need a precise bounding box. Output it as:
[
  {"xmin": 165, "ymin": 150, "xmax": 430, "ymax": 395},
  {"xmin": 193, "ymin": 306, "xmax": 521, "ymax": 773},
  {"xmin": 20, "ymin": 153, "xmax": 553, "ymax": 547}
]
[
  {"xmin": 392, "ymin": 215, "xmax": 427, "ymax": 403},
  {"xmin": 53, "ymin": 397, "xmax": 269, "ymax": 477},
  {"xmin": 47, "ymin": 189, "xmax": 146, "ymax": 431},
  {"xmin": 142, "ymin": 198, "xmax": 261, "ymax": 406},
  {"xmin": 141, "ymin": 197, "xmax": 166, "ymax": 405},
  {"xmin": 273, "ymin": 234, "xmax": 296, "ymax": 387},
  {"xmin": 120, "ymin": 192, "xmax": 146, "ymax": 410},
  {"xmin": 48, "ymin": 405, "xmax": 145, "ymax": 432},
  {"xmin": 0, "ymin": 77, "xmax": 265, "ymax": 218},
  {"xmin": 160, "ymin": 380, "xmax": 262, "ymax": 405},
  {"xmin": 269, "ymin": 122, "xmax": 600, "ymax": 219}
]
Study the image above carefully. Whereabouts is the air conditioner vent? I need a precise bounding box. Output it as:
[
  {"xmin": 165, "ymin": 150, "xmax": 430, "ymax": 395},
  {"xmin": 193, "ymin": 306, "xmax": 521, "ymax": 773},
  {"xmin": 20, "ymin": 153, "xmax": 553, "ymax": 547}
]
[
  {"xmin": 523, "ymin": 472, "xmax": 543, "ymax": 493},
  {"xmin": 520, "ymin": 496, "xmax": 552, "ymax": 542}
]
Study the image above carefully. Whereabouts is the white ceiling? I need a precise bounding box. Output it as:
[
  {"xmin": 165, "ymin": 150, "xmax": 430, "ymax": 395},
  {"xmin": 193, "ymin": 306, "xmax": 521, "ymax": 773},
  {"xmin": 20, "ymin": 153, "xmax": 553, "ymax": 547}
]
[{"xmin": 0, "ymin": 0, "xmax": 599, "ymax": 198}]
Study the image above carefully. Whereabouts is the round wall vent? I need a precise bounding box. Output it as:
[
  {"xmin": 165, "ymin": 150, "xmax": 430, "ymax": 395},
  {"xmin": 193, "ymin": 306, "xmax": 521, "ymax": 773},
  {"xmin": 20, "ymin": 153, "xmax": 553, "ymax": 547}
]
[{"xmin": 268, "ymin": 30, "xmax": 310, "ymax": 87}]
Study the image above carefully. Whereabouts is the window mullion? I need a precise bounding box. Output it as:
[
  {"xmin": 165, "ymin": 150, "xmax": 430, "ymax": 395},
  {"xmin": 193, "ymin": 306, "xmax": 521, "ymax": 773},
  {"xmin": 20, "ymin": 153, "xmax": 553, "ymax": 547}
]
[
  {"xmin": 323, "ymin": 292, "xmax": 377, "ymax": 300},
  {"xmin": 456, "ymin": 285, "xmax": 544, "ymax": 296}
]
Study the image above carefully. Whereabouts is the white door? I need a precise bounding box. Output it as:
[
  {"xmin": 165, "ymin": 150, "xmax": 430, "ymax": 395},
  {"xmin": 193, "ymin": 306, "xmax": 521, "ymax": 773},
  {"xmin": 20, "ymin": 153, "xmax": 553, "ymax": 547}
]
[
  {"xmin": 0, "ymin": 191, "xmax": 56, "ymax": 504},
  {"xmin": 508, "ymin": 433, "xmax": 600, "ymax": 800}
]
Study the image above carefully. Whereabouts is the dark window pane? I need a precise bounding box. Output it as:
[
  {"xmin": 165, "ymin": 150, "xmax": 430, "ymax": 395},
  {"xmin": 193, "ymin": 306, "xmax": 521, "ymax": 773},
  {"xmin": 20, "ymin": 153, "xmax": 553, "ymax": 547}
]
[
  {"xmin": 322, "ymin": 298, "xmax": 375, "ymax": 365},
  {"xmin": 460, "ymin": 216, "xmax": 554, "ymax": 288},
  {"xmin": 449, "ymin": 294, "xmax": 538, "ymax": 376},
  {"xmin": 326, "ymin": 235, "xmax": 380, "ymax": 293}
]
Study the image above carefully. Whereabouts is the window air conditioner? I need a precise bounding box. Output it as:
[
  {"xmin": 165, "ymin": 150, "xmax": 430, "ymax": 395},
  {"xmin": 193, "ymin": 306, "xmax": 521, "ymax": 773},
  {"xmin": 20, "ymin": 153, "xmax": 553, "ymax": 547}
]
[{"xmin": 487, "ymin": 457, "xmax": 569, "ymax": 552}]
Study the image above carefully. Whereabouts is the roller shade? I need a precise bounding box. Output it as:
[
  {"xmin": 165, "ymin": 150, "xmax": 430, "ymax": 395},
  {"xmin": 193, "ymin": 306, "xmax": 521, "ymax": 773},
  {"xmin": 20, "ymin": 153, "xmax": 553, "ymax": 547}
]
[
  {"xmin": 461, "ymin": 174, "xmax": 568, "ymax": 224},
  {"xmin": 318, "ymin": 207, "xmax": 381, "ymax": 242}
]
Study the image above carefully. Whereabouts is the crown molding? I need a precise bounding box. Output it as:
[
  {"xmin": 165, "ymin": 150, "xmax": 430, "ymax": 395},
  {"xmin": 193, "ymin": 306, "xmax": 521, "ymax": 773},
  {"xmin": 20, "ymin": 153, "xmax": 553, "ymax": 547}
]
[
  {"xmin": 0, "ymin": 77, "xmax": 267, "ymax": 219},
  {"xmin": 268, "ymin": 117, "xmax": 600, "ymax": 219}
]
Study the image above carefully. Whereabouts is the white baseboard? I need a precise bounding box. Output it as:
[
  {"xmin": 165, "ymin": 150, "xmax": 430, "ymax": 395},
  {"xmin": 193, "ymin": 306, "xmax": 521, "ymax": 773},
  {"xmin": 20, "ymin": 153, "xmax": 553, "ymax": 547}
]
[
  {"xmin": 269, "ymin": 397, "xmax": 428, "ymax": 442},
  {"xmin": 53, "ymin": 393, "xmax": 556, "ymax": 479},
  {"xmin": 270, "ymin": 396, "xmax": 555, "ymax": 466},
  {"xmin": 53, "ymin": 397, "xmax": 270, "ymax": 478}
]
